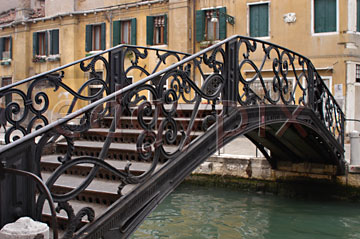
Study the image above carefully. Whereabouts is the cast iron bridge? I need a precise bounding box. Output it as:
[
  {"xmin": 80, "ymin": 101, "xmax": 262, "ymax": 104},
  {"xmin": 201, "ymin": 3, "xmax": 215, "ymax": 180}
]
[{"xmin": 0, "ymin": 35, "xmax": 345, "ymax": 238}]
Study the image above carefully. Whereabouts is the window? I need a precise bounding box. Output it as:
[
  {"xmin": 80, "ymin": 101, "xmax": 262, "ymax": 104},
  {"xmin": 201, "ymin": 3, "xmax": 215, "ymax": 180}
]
[
  {"xmin": 205, "ymin": 10, "xmax": 219, "ymax": 40},
  {"xmin": 356, "ymin": 65, "xmax": 360, "ymax": 83},
  {"xmin": 1, "ymin": 77, "xmax": 12, "ymax": 107},
  {"xmin": 249, "ymin": 3, "xmax": 269, "ymax": 37},
  {"xmin": 86, "ymin": 23, "xmax": 106, "ymax": 52},
  {"xmin": 146, "ymin": 15, "xmax": 167, "ymax": 45},
  {"xmin": 313, "ymin": 0, "xmax": 337, "ymax": 33},
  {"xmin": 38, "ymin": 32, "xmax": 46, "ymax": 55},
  {"xmin": 196, "ymin": 7, "xmax": 227, "ymax": 42},
  {"xmin": 33, "ymin": 29, "xmax": 59, "ymax": 56},
  {"xmin": 0, "ymin": 36, "xmax": 12, "ymax": 60},
  {"xmin": 113, "ymin": 19, "xmax": 136, "ymax": 46}
]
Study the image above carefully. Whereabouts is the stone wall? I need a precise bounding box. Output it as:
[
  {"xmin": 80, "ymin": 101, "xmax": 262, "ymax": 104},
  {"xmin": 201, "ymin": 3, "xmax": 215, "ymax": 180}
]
[{"xmin": 191, "ymin": 155, "xmax": 360, "ymax": 201}]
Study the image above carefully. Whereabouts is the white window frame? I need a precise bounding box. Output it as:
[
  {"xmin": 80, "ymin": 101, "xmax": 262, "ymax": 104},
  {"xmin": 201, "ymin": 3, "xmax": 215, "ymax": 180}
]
[
  {"xmin": 0, "ymin": 35, "xmax": 12, "ymax": 60},
  {"xmin": 247, "ymin": 1, "xmax": 271, "ymax": 40},
  {"xmin": 311, "ymin": 0, "xmax": 339, "ymax": 36},
  {"xmin": 34, "ymin": 28, "xmax": 60, "ymax": 57}
]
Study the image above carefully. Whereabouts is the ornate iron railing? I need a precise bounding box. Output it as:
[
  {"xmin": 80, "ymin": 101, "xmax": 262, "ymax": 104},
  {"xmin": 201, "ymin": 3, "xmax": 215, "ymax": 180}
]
[{"xmin": 0, "ymin": 35, "xmax": 344, "ymax": 239}]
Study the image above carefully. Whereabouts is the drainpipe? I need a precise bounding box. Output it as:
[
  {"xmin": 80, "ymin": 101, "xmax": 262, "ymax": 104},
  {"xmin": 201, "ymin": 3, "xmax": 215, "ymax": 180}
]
[
  {"xmin": 192, "ymin": 0, "xmax": 196, "ymax": 83},
  {"xmin": 109, "ymin": 12, "xmax": 113, "ymax": 48},
  {"xmin": 192, "ymin": 0, "xmax": 195, "ymax": 55}
]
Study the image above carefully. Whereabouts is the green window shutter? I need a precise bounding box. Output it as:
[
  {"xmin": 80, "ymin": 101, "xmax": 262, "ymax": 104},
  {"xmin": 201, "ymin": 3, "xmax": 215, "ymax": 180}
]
[
  {"xmin": 163, "ymin": 15, "xmax": 168, "ymax": 44},
  {"xmin": 50, "ymin": 29, "xmax": 59, "ymax": 54},
  {"xmin": 45, "ymin": 31, "xmax": 48, "ymax": 56},
  {"xmin": 131, "ymin": 18, "xmax": 137, "ymax": 45},
  {"xmin": 314, "ymin": 0, "xmax": 336, "ymax": 33},
  {"xmin": 250, "ymin": 5, "xmax": 259, "ymax": 37},
  {"xmin": 9, "ymin": 36, "xmax": 12, "ymax": 59},
  {"xmin": 113, "ymin": 20, "xmax": 121, "ymax": 46},
  {"xmin": 101, "ymin": 23, "xmax": 106, "ymax": 50},
  {"xmin": 259, "ymin": 4, "xmax": 268, "ymax": 37},
  {"xmin": 146, "ymin": 16, "xmax": 154, "ymax": 45},
  {"xmin": 250, "ymin": 4, "xmax": 268, "ymax": 37},
  {"xmin": 219, "ymin": 7, "xmax": 227, "ymax": 40},
  {"xmin": 85, "ymin": 24, "xmax": 92, "ymax": 52},
  {"xmin": 326, "ymin": 0, "xmax": 336, "ymax": 32},
  {"xmin": 0, "ymin": 38, "xmax": 3, "ymax": 60},
  {"xmin": 358, "ymin": 0, "xmax": 360, "ymax": 31},
  {"xmin": 33, "ymin": 32, "xmax": 38, "ymax": 56},
  {"xmin": 195, "ymin": 10, "xmax": 205, "ymax": 42}
]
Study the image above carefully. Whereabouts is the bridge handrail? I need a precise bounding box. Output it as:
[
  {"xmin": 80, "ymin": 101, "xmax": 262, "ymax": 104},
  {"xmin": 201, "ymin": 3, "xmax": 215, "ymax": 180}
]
[
  {"xmin": 0, "ymin": 34, "xmax": 344, "ymax": 154},
  {"xmin": 0, "ymin": 44, "xmax": 191, "ymax": 93},
  {"xmin": 0, "ymin": 35, "xmax": 345, "ymax": 239}
]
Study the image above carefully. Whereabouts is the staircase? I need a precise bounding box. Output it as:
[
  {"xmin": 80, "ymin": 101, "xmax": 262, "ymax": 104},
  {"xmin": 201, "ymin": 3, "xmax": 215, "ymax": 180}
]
[
  {"xmin": 0, "ymin": 35, "xmax": 345, "ymax": 239},
  {"xmin": 39, "ymin": 105, "xmax": 215, "ymax": 235}
]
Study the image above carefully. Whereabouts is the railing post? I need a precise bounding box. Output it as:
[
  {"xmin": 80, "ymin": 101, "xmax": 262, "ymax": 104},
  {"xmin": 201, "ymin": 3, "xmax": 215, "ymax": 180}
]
[
  {"xmin": 108, "ymin": 47, "xmax": 131, "ymax": 115},
  {"xmin": 307, "ymin": 61, "xmax": 315, "ymax": 109},
  {"xmin": 109, "ymin": 47, "xmax": 131, "ymax": 91},
  {"xmin": 222, "ymin": 39, "xmax": 239, "ymax": 115},
  {"xmin": 0, "ymin": 142, "xmax": 37, "ymax": 229}
]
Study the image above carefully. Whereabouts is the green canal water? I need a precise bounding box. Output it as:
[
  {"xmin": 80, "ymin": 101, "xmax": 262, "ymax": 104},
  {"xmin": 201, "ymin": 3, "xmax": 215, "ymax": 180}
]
[{"xmin": 132, "ymin": 183, "xmax": 360, "ymax": 239}]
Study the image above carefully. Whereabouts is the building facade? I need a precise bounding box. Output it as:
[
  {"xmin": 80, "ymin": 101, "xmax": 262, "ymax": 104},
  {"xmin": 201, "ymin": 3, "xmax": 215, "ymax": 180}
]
[{"xmin": 0, "ymin": 0, "xmax": 359, "ymax": 134}]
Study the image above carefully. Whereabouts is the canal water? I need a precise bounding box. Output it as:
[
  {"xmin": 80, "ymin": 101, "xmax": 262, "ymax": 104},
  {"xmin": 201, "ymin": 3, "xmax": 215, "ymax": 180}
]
[{"xmin": 132, "ymin": 183, "xmax": 360, "ymax": 239}]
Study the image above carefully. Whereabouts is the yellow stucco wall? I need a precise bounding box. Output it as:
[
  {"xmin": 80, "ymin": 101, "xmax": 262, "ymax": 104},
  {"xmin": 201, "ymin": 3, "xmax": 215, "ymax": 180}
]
[{"xmin": 0, "ymin": 0, "xmax": 359, "ymax": 126}]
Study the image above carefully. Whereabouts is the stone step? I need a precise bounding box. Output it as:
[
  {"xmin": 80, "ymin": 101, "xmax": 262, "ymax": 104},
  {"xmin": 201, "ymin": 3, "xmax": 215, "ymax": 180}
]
[
  {"xmin": 56, "ymin": 140, "xmax": 179, "ymax": 163},
  {"xmin": 41, "ymin": 154, "xmax": 155, "ymax": 177},
  {"xmin": 101, "ymin": 116, "xmax": 209, "ymax": 131},
  {"xmin": 81, "ymin": 128, "xmax": 201, "ymax": 144},
  {"xmin": 41, "ymin": 199, "xmax": 109, "ymax": 235},
  {"xmin": 116, "ymin": 104, "xmax": 221, "ymax": 118}
]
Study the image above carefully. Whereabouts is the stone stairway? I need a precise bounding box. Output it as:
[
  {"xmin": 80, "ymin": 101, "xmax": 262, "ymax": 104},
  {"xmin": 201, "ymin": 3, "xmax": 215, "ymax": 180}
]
[{"xmin": 39, "ymin": 105, "xmax": 216, "ymax": 232}]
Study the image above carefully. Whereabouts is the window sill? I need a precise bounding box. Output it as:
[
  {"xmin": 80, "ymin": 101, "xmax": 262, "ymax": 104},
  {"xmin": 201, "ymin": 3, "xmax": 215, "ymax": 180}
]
[
  {"xmin": 0, "ymin": 59, "xmax": 11, "ymax": 66},
  {"xmin": 86, "ymin": 51, "xmax": 103, "ymax": 57},
  {"xmin": 249, "ymin": 35, "xmax": 271, "ymax": 40},
  {"xmin": 312, "ymin": 31, "xmax": 339, "ymax": 36},
  {"xmin": 47, "ymin": 55, "xmax": 60, "ymax": 62},
  {"xmin": 199, "ymin": 40, "xmax": 221, "ymax": 49},
  {"xmin": 33, "ymin": 56, "xmax": 47, "ymax": 63},
  {"xmin": 149, "ymin": 44, "xmax": 168, "ymax": 49}
]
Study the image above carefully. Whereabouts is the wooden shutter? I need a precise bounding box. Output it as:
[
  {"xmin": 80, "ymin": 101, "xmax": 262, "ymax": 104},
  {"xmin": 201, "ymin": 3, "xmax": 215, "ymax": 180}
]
[
  {"xmin": 33, "ymin": 32, "xmax": 38, "ymax": 56},
  {"xmin": 163, "ymin": 15, "xmax": 168, "ymax": 44},
  {"xmin": 101, "ymin": 23, "xmax": 106, "ymax": 50},
  {"xmin": 250, "ymin": 4, "xmax": 268, "ymax": 37},
  {"xmin": 50, "ymin": 29, "xmax": 59, "ymax": 54},
  {"xmin": 219, "ymin": 7, "xmax": 227, "ymax": 40},
  {"xmin": 0, "ymin": 38, "xmax": 3, "ymax": 60},
  {"xmin": 195, "ymin": 10, "xmax": 205, "ymax": 42},
  {"xmin": 45, "ymin": 31, "xmax": 48, "ymax": 56},
  {"xmin": 9, "ymin": 36, "xmax": 12, "ymax": 59},
  {"xmin": 113, "ymin": 20, "xmax": 121, "ymax": 46},
  {"xmin": 314, "ymin": 0, "xmax": 336, "ymax": 33},
  {"xmin": 358, "ymin": 0, "xmax": 360, "ymax": 32},
  {"xmin": 146, "ymin": 16, "xmax": 154, "ymax": 45},
  {"xmin": 131, "ymin": 18, "xmax": 137, "ymax": 45},
  {"xmin": 85, "ymin": 24, "xmax": 92, "ymax": 52},
  {"xmin": 259, "ymin": 4, "xmax": 268, "ymax": 37}
]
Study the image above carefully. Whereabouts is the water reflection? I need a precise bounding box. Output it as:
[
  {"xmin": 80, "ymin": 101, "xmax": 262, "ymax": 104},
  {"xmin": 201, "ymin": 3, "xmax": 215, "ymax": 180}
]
[{"xmin": 132, "ymin": 184, "xmax": 360, "ymax": 239}]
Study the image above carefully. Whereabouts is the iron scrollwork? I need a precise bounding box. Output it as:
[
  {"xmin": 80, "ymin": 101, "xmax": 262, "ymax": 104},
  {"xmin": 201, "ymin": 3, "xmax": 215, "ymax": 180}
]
[{"xmin": 0, "ymin": 37, "xmax": 345, "ymax": 239}]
